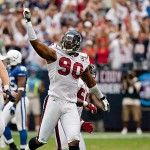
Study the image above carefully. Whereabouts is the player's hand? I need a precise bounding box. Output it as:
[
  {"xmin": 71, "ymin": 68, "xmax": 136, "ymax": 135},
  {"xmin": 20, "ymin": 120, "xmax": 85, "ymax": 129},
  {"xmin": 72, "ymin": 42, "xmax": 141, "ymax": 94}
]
[
  {"xmin": 86, "ymin": 103, "xmax": 97, "ymax": 114},
  {"xmin": 10, "ymin": 104, "xmax": 16, "ymax": 115},
  {"xmin": 23, "ymin": 8, "xmax": 31, "ymax": 22},
  {"xmin": 6, "ymin": 90, "xmax": 16, "ymax": 102},
  {"xmin": 101, "ymin": 96, "xmax": 110, "ymax": 112},
  {"xmin": 81, "ymin": 122, "xmax": 94, "ymax": 133}
]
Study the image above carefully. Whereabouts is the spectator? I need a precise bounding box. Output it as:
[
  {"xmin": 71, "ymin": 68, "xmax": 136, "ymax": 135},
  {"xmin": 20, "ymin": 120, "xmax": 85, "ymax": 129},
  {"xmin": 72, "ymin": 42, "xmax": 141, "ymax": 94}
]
[
  {"xmin": 96, "ymin": 36, "xmax": 109, "ymax": 69},
  {"xmin": 0, "ymin": 0, "xmax": 149, "ymax": 71},
  {"xmin": 82, "ymin": 40, "xmax": 96, "ymax": 65},
  {"xmin": 132, "ymin": 31, "xmax": 149, "ymax": 70},
  {"xmin": 109, "ymin": 32, "xmax": 122, "ymax": 70},
  {"xmin": 26, "ymin": 66, "xmax": 45, "ymax": 131},
  {"xmin": 121, "ymin": 71, "xmax": 142, "ymax": 135},
  {"xmin": 130, "ymin": 0, "xmax": 148, "ymax": 36},
  {"xmin": 120, "ymin": 37, "xmax": 134, "ymax": 70}
]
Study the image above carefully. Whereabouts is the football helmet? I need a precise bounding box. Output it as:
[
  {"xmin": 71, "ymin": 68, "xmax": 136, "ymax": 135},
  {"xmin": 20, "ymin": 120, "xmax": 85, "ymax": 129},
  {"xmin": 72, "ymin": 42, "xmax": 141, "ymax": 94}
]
[
  {"xmin": 6, "ymin": 50, "xmax": 22, "ymax": 66},
  {"xmin": 61, "ymin": 30, "xmax": 82, "ymax": 54},
  {"xmin": 89, "ymin": 64, "xmax": 96, "ymax": 79}
]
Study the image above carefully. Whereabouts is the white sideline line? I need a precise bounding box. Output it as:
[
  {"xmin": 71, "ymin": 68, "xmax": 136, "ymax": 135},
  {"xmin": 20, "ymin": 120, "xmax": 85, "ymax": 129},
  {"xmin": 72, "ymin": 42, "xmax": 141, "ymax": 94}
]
[{"xmin": 12, "ymin": 132, "xmax": 150, "ymax": 139}]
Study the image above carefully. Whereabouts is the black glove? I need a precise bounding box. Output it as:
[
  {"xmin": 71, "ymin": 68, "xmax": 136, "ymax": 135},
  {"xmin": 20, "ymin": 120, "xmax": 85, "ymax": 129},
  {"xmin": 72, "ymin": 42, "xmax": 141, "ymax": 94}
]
[{"xmin": 6, "ymin": 90, "xmax": 16, "ymax": 102}]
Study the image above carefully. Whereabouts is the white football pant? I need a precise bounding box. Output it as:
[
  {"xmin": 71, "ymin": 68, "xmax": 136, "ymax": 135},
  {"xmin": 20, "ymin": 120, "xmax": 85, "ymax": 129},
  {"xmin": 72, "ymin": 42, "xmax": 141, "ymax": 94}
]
[{"xmin": 37, "ymin": 96, "xmax": 80, "ymax": 144}]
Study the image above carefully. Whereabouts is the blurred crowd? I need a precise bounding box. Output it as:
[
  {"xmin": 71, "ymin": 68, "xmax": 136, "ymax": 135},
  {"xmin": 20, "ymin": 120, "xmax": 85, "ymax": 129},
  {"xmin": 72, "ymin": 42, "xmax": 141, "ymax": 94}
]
[{"xmin": 0, "ymin": 0, "xmax": 150, "ymax": 72}]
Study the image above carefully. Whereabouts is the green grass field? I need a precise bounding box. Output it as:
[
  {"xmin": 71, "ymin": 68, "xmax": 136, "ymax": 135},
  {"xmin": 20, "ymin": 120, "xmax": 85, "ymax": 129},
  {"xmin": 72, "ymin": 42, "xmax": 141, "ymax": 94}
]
[{"xmin": 1, "ymin": 132, "xmax": 150, "ymax": 150}]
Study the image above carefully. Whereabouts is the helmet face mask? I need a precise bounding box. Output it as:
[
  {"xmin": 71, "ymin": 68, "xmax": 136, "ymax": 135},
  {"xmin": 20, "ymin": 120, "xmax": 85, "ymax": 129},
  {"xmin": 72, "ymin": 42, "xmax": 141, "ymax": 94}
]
[{"xmin": 61, "ymin": 30, "xmax": 81, "ymax": 54}]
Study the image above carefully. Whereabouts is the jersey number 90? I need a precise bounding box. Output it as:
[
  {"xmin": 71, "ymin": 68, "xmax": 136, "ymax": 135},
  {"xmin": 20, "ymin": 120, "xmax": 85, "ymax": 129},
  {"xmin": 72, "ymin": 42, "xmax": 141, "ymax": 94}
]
[{"xmin": 58, "ymin": 57, "xmax": 83, "ymax": 79}]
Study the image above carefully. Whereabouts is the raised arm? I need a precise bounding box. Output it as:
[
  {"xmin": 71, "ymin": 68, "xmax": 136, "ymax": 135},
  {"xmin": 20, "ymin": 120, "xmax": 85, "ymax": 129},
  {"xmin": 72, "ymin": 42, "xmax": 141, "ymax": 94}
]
[{"xmin": 23, "ymin": 8, "xmax": 57, "ymax": 62}]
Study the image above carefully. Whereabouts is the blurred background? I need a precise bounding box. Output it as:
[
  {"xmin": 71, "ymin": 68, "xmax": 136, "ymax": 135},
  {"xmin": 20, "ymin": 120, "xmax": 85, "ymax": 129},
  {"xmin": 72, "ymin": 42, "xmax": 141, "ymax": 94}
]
[{"xmin": 0, "ymin": 0, "xmax": 150, "ymax": 134}]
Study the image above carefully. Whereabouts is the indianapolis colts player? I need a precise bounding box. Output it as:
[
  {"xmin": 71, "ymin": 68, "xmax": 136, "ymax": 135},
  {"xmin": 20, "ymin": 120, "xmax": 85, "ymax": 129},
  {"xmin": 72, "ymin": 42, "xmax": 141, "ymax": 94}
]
[
  {"xmin": 2, "ymin": 50, "xmax": 29, "ymax": 150},
  {"xmin": 23, "ymin": 8, "xmax": 109, "ymax": 150}
]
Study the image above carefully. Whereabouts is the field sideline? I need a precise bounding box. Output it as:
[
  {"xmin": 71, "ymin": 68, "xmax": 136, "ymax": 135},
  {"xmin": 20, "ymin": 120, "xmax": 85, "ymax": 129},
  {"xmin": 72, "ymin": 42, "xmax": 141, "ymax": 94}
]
[{"xmin": 1, "ymin": 132, "xmax": 150, "ymax": 150}]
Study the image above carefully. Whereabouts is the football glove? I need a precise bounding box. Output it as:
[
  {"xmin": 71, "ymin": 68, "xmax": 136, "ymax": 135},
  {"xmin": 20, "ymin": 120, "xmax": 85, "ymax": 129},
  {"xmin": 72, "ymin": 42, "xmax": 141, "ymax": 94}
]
[
  {"xmin": 6, "ymin": 90, "xmax": 16, "ymax": 102},
  {"xmin": 87, "ymin": 103, "xmax": 97, "ymax": 114},
  {"xmin": 10, "ymin": 104, "xmax": 16, "ymax": 115},
  {"xmin": 101, "ymin": 96, "xmax": 110, "ymax": 112},
  {"xmin": 81, "ymin": 122, "xmax": 94, "ymax": 133},
  {"xmin": 23, "ymin": 8, "xmax": 31, "ymax": 22}
]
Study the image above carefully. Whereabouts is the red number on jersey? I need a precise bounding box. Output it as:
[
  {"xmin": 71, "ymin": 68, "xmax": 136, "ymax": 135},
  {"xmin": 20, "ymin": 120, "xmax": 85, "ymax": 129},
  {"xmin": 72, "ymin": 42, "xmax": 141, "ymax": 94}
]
[
  {"xmin": 58, "ymin": 57, "xmax": 71, "ymax": 76},
  {"xmin": 72, "ymin": 62, "xmax": 83, "ymax": 78},
  {"xmin": 58, "ymin": 57, "xmax": 83, "ymax": 79},
  {"xmin": 77, "ymin": 88, "xmax": 85, "ymax": 101},
  {"xmin": 77, "ymin": 88, "xmax": 89, "ymax": 101}
]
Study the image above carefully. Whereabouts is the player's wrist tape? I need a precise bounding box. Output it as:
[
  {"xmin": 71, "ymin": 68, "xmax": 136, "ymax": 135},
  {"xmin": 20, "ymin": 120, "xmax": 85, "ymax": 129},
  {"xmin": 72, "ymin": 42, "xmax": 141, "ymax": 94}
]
[
  {"xmin": 80, "ymin": 120, "xmax": 84, "ymax": 126},
  {"xmin": 4, "ymin": 85, "xmax": 10, "ymax": 91},
  {"xmin": 90, "ymin": 84, "xmax": 104, "ymax": 100},
  {"xmin": 18, "ymin": 87, "xmax": 25, "ymax": 91},
  {"xmin": 83, "ymin": 101, "xmax": 88, "ymax": 107},
  {"xmin": 26, "ymin": 22, "xmax": 37, "ymax": 41}
]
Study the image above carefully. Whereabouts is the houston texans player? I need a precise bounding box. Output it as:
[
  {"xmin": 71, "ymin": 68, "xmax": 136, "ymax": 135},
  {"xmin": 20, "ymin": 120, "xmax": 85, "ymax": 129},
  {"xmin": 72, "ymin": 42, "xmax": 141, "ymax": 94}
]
[
  {"xmin": 2, "ymin": 50, "xmax": 29, "ymax": 150},
  {"xmin": 54, "ymin": 64, "xmax": 98, "ymax": 150},
  {"xmin": 0, "ymin": 56, "xmax": 16, "ymax": 137},
  {"xmin": 23, "ymin": 8, "xmax": 110, "ymax": 150}
]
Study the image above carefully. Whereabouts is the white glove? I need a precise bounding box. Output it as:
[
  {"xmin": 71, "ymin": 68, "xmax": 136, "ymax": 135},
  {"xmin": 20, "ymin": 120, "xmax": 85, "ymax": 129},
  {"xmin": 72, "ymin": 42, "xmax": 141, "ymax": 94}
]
[
  {"xmin": 23, "ymin": 8, "xmax": 31, "ymax": 22},
  {"xmin": 101, "ymin": 96, "xmax": 110, "ymax": 112}
]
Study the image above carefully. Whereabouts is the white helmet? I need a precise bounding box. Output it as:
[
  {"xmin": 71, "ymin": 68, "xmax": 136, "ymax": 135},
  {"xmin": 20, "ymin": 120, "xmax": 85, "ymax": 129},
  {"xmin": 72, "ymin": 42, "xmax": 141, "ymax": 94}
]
[{"xmin": 6, "ymin": 50, "xmax": 22, "ymax": 66}]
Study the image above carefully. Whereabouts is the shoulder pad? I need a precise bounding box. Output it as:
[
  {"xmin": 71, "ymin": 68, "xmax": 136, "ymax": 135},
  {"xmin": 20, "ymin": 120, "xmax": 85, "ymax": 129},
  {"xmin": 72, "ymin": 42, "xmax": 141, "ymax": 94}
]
[
  {"xmin": 79, "ymin": 52, "xmax": 88, "ymax": 58},
  {"xmin": 14, "ymin": 66, "xmax": 27, "ymax": 77},
  {"xmin": 49, "ymin": 43, "xmax": 61, "ymax": 52}
]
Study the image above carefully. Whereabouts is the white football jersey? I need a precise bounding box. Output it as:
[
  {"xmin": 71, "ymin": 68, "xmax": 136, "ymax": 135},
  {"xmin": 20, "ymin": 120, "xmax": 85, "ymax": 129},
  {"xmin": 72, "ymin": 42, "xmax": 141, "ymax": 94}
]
[
  {"xmin": 47, "ymin": 43, "xmax": 90, "ymax": 103},
  {"xmin": 77, "ymin": 78, "xmax": 89, "ymax": 117}
]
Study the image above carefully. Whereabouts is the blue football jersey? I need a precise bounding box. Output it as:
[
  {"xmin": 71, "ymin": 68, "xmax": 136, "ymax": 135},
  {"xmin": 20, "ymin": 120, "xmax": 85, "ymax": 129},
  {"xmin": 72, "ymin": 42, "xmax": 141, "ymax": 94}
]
[{"xmin": 8, "ymin": 65, "xmax": 28, "ymax": 97}]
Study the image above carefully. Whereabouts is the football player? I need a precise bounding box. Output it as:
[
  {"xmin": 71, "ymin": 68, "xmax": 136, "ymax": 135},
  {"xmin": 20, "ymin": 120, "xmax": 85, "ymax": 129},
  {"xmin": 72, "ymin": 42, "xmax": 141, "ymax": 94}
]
[
  {"xmin": 2, "ymin": 50, "xmax": 29, "ymax": 150},
  {"xmin": 23, "ymin": 8, "xmax": 110, "ymax": 150},
  {"xmin": 0, "ymin": 55, "xmax": 16, "ymax": 137},
  {"xmin": 54, "ymin": 64, "xmax": 98, "ymax": 150}
]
